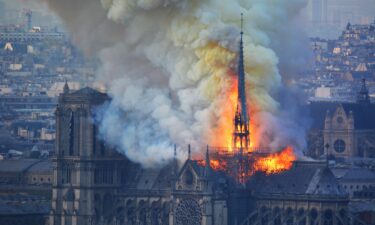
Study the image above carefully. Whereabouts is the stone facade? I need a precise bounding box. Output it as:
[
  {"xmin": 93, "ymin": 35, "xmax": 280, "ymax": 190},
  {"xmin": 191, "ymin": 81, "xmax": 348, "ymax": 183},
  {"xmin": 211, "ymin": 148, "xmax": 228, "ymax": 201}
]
[
  {"xmin": 50, "ymin": 86, "xmax": 127, "ymax": 225},
  {"xmin": 51, "ymin": 86, "xmax": 352, "ymax": 225}
]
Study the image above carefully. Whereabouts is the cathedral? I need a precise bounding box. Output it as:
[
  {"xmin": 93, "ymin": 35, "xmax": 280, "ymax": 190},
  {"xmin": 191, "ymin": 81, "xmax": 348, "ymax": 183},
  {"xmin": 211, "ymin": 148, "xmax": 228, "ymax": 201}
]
[{"xmin": 50, "ymin": 25, "xmax": 354, "ymax": 225}]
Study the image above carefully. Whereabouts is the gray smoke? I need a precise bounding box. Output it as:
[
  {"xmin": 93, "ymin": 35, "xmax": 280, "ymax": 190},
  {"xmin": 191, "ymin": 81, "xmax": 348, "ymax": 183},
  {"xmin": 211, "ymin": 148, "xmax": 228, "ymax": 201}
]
[{"xmin": 36, "ymin": 0, "xmax": 310, "ymax": 167}]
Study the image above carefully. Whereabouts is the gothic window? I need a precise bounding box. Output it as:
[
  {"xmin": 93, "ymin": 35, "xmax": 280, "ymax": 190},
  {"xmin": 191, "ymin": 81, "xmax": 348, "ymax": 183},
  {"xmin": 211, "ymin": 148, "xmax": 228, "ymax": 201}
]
[
  {"xmin": 103, "ymin": 193, "xmax": 113, "ymax": 220},
  {"xmin": 336, "ymin": 117, "xmax": 344, "ymax": 124},
  {"xmin": 69, "ymin": 111, "xmax": 74, "ymax": 156},
  {"xmin": 273, "ymin": 207, "xmax": 281, "ymax": 225},
  {"xmin": 175, "ymin": 199, "xmax": 202, "ymax": 225},
  {"xmin": 93, "ymin": 125, "xmax": 97, "ymax": 155},
  {"xmin": 139, "ymin": 201, "xmax": 147, "ymax": 225},
  {"xmin": 261, "ymin": 206, "xmax": 269, "ymax": 225},
  {"xmin": 151, "ymin": 201, "xmax": 161, "ymax": 225},
  {"xmin": 162, "ymin": 202, "xmax": 170, "ymax": 225},
  {"xmin": 337, "ymin": 209, "xmax": 347, "ymax": 225},
  {"xmin": 62, "ymin": 164, "xmax": 72, "ymax": 184},
  {"xmin": 298, "ymin": 208, "xmax": 306, "ymax": 225},
  {"xmin": 334, "ymin": 139, "xmax": 346, "ymax": 153},
  {"xmin": 323, "ymin": 209, "xmax": 333, "ymax": 225},
  {"xmin": 310, "ymin": 209, "xmax": 318, "ymax": 225},
  {"xmin": 61, "ymin": 108, "xmax": 72, "ymax": 156},
  {"xmin": 126, "ymin": 200, "xmax": 136, "ymax": 225},
  {"xmin": 184, "ymin": 170, "xmax": 194, "ymax": 186},
  {"xmin": 286, "ymin": 207, "xmax": 294, "ymax": 225}
]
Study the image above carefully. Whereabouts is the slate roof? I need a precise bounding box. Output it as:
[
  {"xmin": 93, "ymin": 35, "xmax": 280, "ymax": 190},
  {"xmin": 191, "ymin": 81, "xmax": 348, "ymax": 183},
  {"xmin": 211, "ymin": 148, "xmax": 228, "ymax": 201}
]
[
  {"xmin": 121, "ymin": 162, "xmax": 175, "ymax": 191},
  {"xmin": 246, "ymin": 162, "xmax": 347, "ymax": 198},
  {"xmin": 27, "ymin": 160, "xmax": 52, "ymax": 173},
  {"xmin": 0, "ymin": 159, "xmax": 40, "ymax": 173},
  {"xmin": 340, "ymin": 168, "xmax": 375, "ymax": 182},
  {"xmin": 0, "ymin": 194, "xmax": 49, "ymax": 215},
  {"xmin": 72, "ymin": 87, "xmax": 106, "ymax": 96},
  {"xmin": 308, "ymin": 101, "xmax": 375, "ymax": 130}
]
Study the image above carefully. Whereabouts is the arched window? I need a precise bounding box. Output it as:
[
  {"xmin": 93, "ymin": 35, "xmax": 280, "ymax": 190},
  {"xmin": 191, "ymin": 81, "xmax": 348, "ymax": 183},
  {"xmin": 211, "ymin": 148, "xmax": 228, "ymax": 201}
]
[
  {"xmin": 310, "ymin": 209, "xmax": 318, "ymax": 225},
  {"xmin": 126, "ymin": 200, "xmax": 135, "ymax": 225},
  {"xmin": 261, "ymin": 206, "xmax": 269, "ymax": 225},
  {"xmin": 151, "ymin": 201, "xmax": 161, "ymax": 225},
  {"xmin": 139, "ymin": 200, "xmax": 147, "ymax": 225},
  {"xmin": 337, "ymin": 209, "xmax": 347, "ymax": 225},
  {"xmin": 69, "ymin": 111, "xmax": 74, "ymax": 156},
  {"xmin": 298, "ymin": 208, "xmax": 306, "ymax": 225},
  {"xmin": 102, "ymin": 193, "xmax": 113, "ymax": 221},
  {"xmin": 323, "ymin": 209, "xmax": 333, "ymax": 225},
  {"xmin": 286, "ymin": 207, "xmax": 294, "ymax": 225},
  {"xmin": 273, "ymin": 207, "xmax": 281, "ymax": 225}
]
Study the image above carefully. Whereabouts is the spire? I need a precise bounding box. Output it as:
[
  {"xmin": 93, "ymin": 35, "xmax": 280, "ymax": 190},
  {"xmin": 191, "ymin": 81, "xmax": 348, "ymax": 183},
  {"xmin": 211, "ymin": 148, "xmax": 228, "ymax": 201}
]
[
  {"xmin": 205, "ymin": 145, "xmax": 210, "ymax": 167},
  {"xmin": 204, "ymin": 145, "xmax": 211, "ymax": 177},
  {"xmin": 233, "ymin": 13, "xmax": 250, "ymax": 151},
  {"xmin": 237, "ymin": 12, "xmax": 248, "ymax": 122},
  {"xmin": 357, "ymin": 78, "xmax": 370, "ymax": 104},
  {"xmin": 173, "ymin": 144, "xmax": 178, "ymax": 177},
  {"xmin": 63, "ymin": 80, "xmax": 70, "ymax": 94},
  {"xmin": 188, "ymin": 144, "xmax": 191, "ymax": 160}
]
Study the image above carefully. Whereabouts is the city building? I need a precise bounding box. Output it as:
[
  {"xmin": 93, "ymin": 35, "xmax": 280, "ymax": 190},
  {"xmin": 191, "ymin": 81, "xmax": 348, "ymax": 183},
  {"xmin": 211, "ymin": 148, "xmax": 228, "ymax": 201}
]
[{"xmin": 308, "ymin": 79, "xmax": 375, "ymax": 159}]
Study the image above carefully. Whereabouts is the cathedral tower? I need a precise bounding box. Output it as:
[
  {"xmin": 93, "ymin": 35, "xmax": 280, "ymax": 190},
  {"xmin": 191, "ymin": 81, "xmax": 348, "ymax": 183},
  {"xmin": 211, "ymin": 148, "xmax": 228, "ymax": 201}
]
[{"xmin": 50, "ymin": 86, "xmax": 126, "ymax": 225}]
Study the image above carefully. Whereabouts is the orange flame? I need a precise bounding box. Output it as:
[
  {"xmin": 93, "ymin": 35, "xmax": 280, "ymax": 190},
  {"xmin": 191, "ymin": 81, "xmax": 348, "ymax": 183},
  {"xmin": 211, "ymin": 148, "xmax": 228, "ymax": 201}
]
[
  {"xmin": 253, "ymin": 146, "xmax": 296, "ymax": 175},
  {"xmin": 197, "ymin": 159, "xmax": 227, "ymax": 171}
]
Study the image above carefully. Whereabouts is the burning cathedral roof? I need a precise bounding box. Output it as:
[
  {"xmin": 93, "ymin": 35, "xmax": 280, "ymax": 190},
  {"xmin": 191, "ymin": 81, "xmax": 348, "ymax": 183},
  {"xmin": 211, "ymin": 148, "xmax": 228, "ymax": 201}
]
[{"xmin": 246, "ymin": 162, "xmax": 348, "ymax": 198}]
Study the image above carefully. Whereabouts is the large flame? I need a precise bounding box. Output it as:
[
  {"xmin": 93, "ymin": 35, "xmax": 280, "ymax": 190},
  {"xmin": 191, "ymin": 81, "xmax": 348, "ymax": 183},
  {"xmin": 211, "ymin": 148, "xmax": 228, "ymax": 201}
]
[
  {"xmin": 197, "ymin": 147, "xmax": 296, "ymax": 178},
  {"xmin": 253, "ymin": 146, "xmax": 296, "ymax": 175}
]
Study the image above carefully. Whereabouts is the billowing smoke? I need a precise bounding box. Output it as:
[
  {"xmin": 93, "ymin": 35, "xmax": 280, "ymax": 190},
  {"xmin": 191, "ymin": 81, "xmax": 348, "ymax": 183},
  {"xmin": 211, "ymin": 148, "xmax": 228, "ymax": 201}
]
[{"xmin": 38, "ymin": 0, "xmax": 309, "ymax": 167}]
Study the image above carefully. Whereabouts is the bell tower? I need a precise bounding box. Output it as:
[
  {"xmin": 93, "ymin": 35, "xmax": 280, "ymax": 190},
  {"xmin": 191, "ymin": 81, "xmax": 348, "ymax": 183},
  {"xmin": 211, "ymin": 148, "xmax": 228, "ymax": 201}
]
[{"xmin": 50, "ymin": 86, "xmax": 127, "ymax": 225}]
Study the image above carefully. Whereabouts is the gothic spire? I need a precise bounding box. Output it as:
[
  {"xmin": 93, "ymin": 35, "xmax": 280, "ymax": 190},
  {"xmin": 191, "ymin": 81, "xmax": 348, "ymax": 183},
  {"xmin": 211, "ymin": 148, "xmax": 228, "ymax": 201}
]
[
  {"xmin": 188, "ymin": 144, "xmax": 191, "ymax": 160},
  {"xmin": 237, "ymin": 13, "xmax": 248, "ymax": 123},
  {"xmin": 204, "ymin": 145, "xmax": 211, "ymax": 177},
  {"xmin": 173, "ymin": 144, "xmax": 178, "ymax": 176},
  {"xmin": 232, "ymin": 13, "xmax": 250, "ymax": 151},
  {"xmin": 63, "ymin": 80, "xmax": 70, "ymax": 94},
  {"xmin": 205, "ymin": 145, "xmax": 210, "ymax": 167}
]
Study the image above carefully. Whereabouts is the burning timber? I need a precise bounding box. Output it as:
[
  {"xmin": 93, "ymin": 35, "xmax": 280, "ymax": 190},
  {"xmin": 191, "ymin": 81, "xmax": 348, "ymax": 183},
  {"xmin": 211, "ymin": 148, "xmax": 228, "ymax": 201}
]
[{"xmin": 197, "ymin": 146, "xmax": 296, "ymax": 184}]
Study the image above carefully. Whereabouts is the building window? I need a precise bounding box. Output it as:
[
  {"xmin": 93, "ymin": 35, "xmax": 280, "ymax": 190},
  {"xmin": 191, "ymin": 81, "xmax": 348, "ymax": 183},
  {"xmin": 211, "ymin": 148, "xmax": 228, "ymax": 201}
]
[
  {"xmin": 323, "ymin": 209, "xmax": 333, "ymax": 225},
  {"xmin": 69, "ymin": 112, "xmax": 74, "ymax": 156},
  {"xmin": 336, "ymin": 117, "xmax": 344, "ymax": 123},
  {"xmin": 334, "ymin": 139, "xmax": 346, "ymax": 153},
  {"xmin": 62, "ymin": 165, "xmax": 72, "ymax": 184}
]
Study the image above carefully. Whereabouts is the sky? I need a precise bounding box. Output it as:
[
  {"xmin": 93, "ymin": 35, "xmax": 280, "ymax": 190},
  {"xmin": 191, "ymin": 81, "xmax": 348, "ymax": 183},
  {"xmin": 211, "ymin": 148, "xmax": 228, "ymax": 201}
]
[{"xmin": 0, "ymin": 0, "xmax": 374, "ymax": 38}]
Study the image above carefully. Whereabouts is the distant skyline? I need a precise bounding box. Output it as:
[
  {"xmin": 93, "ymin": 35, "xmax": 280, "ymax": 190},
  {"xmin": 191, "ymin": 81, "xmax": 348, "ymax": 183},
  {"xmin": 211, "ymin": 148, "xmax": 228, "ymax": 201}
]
[
  {"xmin": 0, "ymin": 0, "xmax": 374, "ymax": 38},
  {"xmin": 303, "ymin": 0, "xmax": 375, "ymax": 38}
]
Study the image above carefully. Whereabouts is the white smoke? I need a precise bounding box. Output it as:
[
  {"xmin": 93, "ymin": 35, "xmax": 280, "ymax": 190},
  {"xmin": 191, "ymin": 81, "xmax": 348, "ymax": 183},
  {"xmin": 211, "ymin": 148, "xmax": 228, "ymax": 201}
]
[{"xmin": 38, "ymin": 0, "xmax": 309, "ymax": 167}]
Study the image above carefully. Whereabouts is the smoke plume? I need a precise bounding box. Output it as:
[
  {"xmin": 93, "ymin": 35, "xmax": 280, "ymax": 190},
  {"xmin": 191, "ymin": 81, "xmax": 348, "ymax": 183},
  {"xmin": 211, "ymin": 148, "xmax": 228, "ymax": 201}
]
[{"xmin": 39, "ymin": 0, "xmax": 309, "ymax": 167}]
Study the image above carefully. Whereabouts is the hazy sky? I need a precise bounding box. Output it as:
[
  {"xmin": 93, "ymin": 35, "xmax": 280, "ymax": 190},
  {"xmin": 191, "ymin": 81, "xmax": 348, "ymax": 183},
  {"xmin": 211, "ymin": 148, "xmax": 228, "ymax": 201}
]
[{"xmin": 1, "ymin": 0, "xmax": 374, "ymax": 38}]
